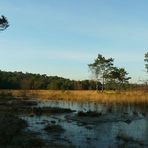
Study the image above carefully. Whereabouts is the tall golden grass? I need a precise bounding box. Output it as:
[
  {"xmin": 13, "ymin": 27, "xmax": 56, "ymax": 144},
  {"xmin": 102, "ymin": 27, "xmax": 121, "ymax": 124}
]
[{"xmin": 2, "ymin": 90, "xmax": 148, "ymax": 105}]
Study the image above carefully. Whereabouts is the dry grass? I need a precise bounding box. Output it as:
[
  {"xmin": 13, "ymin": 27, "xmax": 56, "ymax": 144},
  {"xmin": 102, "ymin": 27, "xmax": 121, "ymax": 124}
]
[{"xmin": 2, "ymin": 90, "xmax": 148, "ymax": 105}]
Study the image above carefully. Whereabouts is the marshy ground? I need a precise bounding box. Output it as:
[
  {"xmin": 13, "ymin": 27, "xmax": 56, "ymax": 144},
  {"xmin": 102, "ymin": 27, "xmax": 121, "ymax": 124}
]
[
  {"xmin": 11, "ymin": 90, "xmax": 148, "ymax": 104},
  {"xmin": 0, "ymin": 90, "xmax": 147, "ymax": 148}
]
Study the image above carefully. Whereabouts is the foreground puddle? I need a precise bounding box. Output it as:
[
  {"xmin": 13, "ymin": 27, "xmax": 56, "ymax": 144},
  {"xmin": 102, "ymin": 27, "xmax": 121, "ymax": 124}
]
[{"xmin": 21, "ymin": 100, "xmax": 148, "ymax": 148}]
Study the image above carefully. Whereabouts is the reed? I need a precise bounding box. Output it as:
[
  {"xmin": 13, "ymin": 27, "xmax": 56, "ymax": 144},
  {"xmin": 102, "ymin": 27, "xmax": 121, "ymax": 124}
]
[{"xmin": 2, "ymin": 90, "xmax": 148, "ymax": 105}]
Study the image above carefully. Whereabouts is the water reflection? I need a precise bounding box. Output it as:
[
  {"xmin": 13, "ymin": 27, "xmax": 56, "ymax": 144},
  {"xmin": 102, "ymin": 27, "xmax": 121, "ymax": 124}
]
[
  {"xmin": 22, "ymin": 100, "xmax": 148, "ymax": 148},
  {"xmin": 38, "ymin": 100, "xmax": 147, "ymax": 114}
]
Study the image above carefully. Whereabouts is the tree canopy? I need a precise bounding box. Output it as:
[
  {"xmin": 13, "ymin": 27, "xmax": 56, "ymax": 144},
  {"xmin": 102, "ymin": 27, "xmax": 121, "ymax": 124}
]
[
  {"xmin": 144, "ymin": 52, "xmax": 148, "ymax": 73},
  {"xmin": 88, "ymin": 54, "xmax": 130, "ymax": 91},
  {"xmin": 106, "ymin": 67, "xmax": 131, "ymax": 91},
  {"xmin": 0, "ymin": 15, "xmax": 9, "ymax": 31},
  {"xmin": 88, "ymin": 54, "xmax": 114, "ymax": 91}
]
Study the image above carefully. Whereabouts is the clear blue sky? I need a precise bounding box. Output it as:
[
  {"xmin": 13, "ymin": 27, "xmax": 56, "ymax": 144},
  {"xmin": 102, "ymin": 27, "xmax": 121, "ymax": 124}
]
[{"xmin": 0, "ymin": 0, "xmax": 148, "ymax": 82}]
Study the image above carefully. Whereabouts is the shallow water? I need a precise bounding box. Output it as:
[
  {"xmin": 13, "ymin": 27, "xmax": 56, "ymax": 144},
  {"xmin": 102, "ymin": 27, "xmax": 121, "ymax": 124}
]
[{"xmin": 22, "ymin": 100, "xmax": 148, "ymax": 148}]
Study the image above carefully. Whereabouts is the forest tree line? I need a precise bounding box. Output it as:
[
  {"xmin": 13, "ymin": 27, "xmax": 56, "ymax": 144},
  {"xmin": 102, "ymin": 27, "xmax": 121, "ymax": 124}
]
[
  {"xmin": 0, "ymin": 70, "xmax": 99, "ymax": 90},
  {"xmin": 0, "ymin": 70, "xmax": 136, "ymax": 91}
]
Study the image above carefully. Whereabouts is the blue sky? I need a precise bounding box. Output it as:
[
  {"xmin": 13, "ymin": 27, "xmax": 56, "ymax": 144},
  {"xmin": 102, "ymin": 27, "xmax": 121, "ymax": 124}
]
[{"xmin": 0, "ymin": 0, "xmax": 148, "ymax": 82}]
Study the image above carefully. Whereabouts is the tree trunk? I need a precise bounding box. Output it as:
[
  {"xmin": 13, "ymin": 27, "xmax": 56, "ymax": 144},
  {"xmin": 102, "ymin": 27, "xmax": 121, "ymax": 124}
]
[
  {"xmin": 102, "ymin": 76, "xmax": 104, "ymax": 92},
  {"xmin": 96, "ymin": 80, "xmax": 98, "ymax": 91}
]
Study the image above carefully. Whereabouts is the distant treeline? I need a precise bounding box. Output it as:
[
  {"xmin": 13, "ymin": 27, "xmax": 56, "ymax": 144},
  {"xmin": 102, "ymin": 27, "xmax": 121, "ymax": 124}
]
[{"xmin": 0, "ymin": 70, "xmax": 101, "ymax": 90}]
